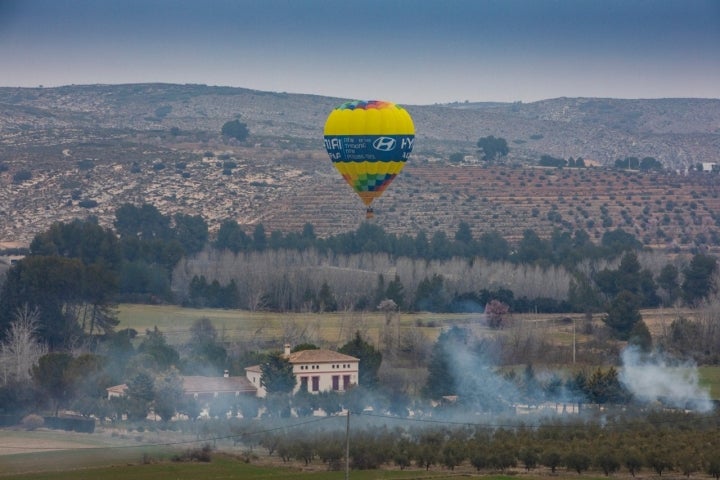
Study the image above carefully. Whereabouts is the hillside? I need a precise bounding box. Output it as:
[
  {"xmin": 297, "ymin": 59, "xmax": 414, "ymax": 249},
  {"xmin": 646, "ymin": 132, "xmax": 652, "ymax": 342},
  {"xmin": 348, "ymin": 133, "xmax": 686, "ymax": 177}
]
[{"xmin": 0, "ymin": 83, "xmax": 718, "ymax": 249}]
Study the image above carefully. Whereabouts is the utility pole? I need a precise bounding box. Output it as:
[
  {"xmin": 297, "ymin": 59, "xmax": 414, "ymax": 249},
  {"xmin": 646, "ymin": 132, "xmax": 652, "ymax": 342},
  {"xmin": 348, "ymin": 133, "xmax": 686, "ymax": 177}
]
[
  {"xmin": 572, "ymin": 318, "xmax": 576, "ymax": 365},
  {"xmin": 345, "ymin": 411, "xmax": 350, "ymax": 480}
]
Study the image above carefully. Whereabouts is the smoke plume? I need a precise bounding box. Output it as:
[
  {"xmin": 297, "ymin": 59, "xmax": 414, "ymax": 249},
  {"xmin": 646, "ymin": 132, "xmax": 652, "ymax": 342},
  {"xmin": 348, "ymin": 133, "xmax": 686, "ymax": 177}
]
[{"xmin": 620, "ymin": 346, "xmax": 714, "ymax": 413}]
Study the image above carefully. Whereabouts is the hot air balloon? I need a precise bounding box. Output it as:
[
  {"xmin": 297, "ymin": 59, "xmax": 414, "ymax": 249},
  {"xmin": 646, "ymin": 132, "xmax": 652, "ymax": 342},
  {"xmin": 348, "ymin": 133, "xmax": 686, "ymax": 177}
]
[{"xmin": 323, "ymin": 100, "xmax": 414, "ymax": 218}]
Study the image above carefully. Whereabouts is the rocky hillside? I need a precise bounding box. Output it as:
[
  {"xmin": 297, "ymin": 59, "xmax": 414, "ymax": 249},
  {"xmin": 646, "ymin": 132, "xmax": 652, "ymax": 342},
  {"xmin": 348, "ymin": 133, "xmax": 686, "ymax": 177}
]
[{"xmin": 0, "ymin": 83, "xmax": 718, "ymax": 250}]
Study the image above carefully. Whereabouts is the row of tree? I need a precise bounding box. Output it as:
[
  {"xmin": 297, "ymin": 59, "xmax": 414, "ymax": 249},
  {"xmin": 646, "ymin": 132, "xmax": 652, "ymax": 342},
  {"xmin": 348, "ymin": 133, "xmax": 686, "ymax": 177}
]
[
  {"xmin": 466, "ymin": 135, "xmax": 666, "ymax": 173},
  {"xmin": 2, "ymin": 204, "xmax": 717, "ymax": 350},
  {"xmin": 245, "ymin": 413, "xmax": 720, "ymax": 475},
  {"xmin": 175, "ymin": 246, "xmax": 716, "ymax": 345},
  {"xmin": 18, "ymin": 200, "xmax": 714, "ymax": 274},
  {"xmin": 572, "ymin": 250, "xmax": 717, "ymax": 342},
  {"xmin": 614, "ymin": 156, "xmax": 664, "ymax": 171},
  {"xmin": 213, "ymin": 218, "xmax": 652, "ymax": 267},
  {"xmin": 539, "ymin": 154, "xmax": 588, "ymax": 168}
]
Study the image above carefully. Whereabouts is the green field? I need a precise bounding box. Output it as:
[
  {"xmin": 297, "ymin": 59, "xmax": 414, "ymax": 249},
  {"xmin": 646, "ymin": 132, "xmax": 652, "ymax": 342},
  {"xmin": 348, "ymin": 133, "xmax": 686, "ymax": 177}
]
[
  {"xmin": 0, "ymin": 429, "xmax": 612, "ymax": 480},
  {"xmin": 116, "ymin": 304, "xmax": 476, "ymax": 346},
  {"xmin": 0, "ymin": 452, "xmax": 609, "ymax": 480},
  {"xmin": 700, "ymin": 366, "xmax": 720, "ymax": 399}
]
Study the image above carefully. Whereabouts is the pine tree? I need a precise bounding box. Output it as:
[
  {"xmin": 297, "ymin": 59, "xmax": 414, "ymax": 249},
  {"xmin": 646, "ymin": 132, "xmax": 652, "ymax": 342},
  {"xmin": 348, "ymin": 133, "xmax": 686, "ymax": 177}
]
[
  {"xmin": 260, "ymin": 352, "xmax": 295, "ymax": 394},
  {"xmin": 603, "ymin": 290, "xmax": 642, "ymax": 340},
  {"xmin": 422, "ymin": 326, "xmax": 467, "ymax": 398},
  {"xmin": 339, "ymin": 332, "xmax": 382, "ymax": 389}
]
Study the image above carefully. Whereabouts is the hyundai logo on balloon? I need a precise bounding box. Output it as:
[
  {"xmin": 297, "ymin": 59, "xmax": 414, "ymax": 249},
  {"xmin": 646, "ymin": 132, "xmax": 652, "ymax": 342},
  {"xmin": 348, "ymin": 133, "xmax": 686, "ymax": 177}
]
[{"xmin": 372, "ymin": 137, "xmax": 396, "ymax": 151}]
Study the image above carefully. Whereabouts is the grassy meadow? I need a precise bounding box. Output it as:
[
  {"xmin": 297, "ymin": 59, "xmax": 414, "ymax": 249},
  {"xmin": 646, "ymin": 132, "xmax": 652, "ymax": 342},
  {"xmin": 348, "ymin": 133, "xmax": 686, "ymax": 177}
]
[
  {"xmin": 116, "ymin": 303, "xmax": 479, "ymax": 347},
  {"xmin": 0, "ymin": 448, "xmax": 608, "ymax": 480},
  {"xmin": 699, "ymin": 366, "xmax": 720, "ymax": 399},
  {"xmin": 116, "ymin": 304, "xmax": 699, "ymax": 345}
]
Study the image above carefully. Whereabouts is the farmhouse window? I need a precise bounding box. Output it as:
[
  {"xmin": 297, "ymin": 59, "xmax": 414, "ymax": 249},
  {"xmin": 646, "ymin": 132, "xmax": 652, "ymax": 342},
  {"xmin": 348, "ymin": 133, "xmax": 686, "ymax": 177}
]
[
  {"xmin": 300, "ymin": 376, "xmax": 309, "ymax": 392},
  {"xmin": 343, "ymin": 375, "xmax": 351, "ymax": 390},
  {"xmin": 311, "ymin": 376, "xmax": 320, "ymax": 392},
  {"xmin": 332, "ymin": 375, "xmax": 339, "ymax": 391}
]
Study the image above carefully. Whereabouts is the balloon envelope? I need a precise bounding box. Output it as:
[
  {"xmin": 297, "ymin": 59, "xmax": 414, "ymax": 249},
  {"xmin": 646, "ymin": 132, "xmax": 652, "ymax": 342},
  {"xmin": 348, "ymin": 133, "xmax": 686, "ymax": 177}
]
[{"xmin": 324, "ymin": 100, "xmax": 414, "ymax": 209}]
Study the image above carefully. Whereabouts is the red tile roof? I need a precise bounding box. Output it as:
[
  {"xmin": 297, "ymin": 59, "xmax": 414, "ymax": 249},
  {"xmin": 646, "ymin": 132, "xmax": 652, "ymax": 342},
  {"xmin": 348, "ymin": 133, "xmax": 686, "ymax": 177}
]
[{"xmin": 287, "ymin": 349, "xmax": 358, "ymax": 364}]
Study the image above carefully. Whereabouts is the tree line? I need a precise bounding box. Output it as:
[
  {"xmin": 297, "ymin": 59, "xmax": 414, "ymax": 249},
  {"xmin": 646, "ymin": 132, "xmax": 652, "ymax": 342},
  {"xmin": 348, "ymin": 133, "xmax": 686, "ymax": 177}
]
[
  {"xmin": 470, "ymin": 135, "xmax": 663, "ymax": 173},
  {"xmin": 232, "ymin": 412, "xmax": 720, "ymax": 475},
  {"xmin": 614, "ymin": 156, "xmax": 664, "ymax": 171},
  {"xmin": 0, "ymin": 205, "xmax": 209, "ymax": 349},
  {"xmin": 1, "ymin": 202, "xmax": 718, "ymax": 351}
]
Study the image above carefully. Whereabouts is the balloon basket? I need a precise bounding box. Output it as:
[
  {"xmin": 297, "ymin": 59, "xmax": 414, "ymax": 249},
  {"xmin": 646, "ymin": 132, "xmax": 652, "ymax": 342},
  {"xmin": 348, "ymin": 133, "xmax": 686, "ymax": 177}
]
[{"xmin": 365, "ymin": 207, "xmax": 374, "ymax": 219}]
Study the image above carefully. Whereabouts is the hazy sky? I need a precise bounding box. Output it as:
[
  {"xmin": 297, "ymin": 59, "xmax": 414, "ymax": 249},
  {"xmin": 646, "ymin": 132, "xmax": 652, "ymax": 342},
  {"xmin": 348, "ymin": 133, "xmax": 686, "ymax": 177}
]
[{"xmin": 0, "ymin": 0, "xmax": 718, "ymax": 104}]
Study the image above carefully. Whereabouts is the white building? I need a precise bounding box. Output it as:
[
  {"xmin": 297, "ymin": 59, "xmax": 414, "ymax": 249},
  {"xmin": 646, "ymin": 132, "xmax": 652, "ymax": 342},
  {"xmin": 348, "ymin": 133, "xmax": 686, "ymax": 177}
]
[
  {"xmin": 246, "ymin": 344, "xmax": 359, "ymax": 398},
  {"xmin": 106, "ymin": 373, "xmax": 256, "ymax": 402}
]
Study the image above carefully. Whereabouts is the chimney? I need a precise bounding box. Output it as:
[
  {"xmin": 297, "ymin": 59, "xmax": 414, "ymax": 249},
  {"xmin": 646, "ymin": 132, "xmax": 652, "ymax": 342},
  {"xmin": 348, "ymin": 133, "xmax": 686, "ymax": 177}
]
[
  {"xmin": 223, "ymin": 369, "xmax": 229, "ymax": 378},
  {"xmin": 284, "ymin": 343, "xmax": 291, "ymax": 357}
]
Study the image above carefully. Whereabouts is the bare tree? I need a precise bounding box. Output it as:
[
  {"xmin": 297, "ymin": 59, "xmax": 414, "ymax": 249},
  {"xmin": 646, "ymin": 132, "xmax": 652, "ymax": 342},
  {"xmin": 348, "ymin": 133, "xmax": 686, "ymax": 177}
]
[
  {"xmin": 378, "ymin": 299, "xmax": 398, "ymax": 325},
  {"xmin": 501, "ymin": 318, "xmax": 556, "ymax": 365},
  {"xmin": 338, "ymin": 309, "xmax": 371, "ymax": 346},
  {"xmin": 172, "ymin": 248, "xmax": 575, "ymax": 313},
  {"xmin": 695, "ymin": 293, "xmax": 720, "ymax": 359},
  {"xmin": 281, "ymin": 316, "xmax": 320, "ymax": 347},
  {"xmin": 0, "ymin": 305, "xmax": 47, "ymax": 385},
  {"xmin": 398, "ymin": 324, "xmax": 432, "ymax": 365},
  {"xmin": 378, "ymin": 299, "xmax": 400, "ymax": 357}
]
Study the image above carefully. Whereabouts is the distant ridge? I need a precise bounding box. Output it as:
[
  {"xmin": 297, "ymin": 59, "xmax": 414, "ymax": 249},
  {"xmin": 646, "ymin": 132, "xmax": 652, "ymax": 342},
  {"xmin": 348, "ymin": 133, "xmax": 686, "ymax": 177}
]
[{"xmin": 0, "ymin": 83, "xmax": 718, "ymax": 250}]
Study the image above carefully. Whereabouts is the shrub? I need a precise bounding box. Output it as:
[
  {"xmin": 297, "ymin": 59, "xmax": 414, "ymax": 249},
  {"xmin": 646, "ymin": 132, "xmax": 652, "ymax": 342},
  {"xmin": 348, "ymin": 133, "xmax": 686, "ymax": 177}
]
[
  {"xmin": 172, "ymin": 444, "xmax": 212, "ymax": 462},
  {"xmin": 21, "ymin": 414, "xmax": 44, "ymax": 430},
  {"xmin": 221, "ymin": 119, "xmax": 249, "ymax": 141},
  {"xmin": 485, "ymin": 299, "xmax": 509, "ymax": 328},
  {"xmin": 12, "ymin": 170, "xmax": 32, "ymax": 183},
  {"xmin": 78, "ymin": 199, "xmax": 98, "ymax": 208}
]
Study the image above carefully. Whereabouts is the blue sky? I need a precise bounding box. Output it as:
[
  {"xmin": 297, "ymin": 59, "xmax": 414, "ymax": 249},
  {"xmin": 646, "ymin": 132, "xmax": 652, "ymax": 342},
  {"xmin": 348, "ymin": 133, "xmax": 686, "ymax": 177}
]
[{"xmin": 0, "ymin": 0, "xmax": 718, "ymax": 104}]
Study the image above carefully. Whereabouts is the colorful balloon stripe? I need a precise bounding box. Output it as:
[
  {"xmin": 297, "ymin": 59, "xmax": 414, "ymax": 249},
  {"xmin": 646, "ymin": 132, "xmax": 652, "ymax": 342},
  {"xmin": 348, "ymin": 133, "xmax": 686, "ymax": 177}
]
[{"xmin": 336, "ymin": 100, "xmax": 394, "ymax": 110}]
